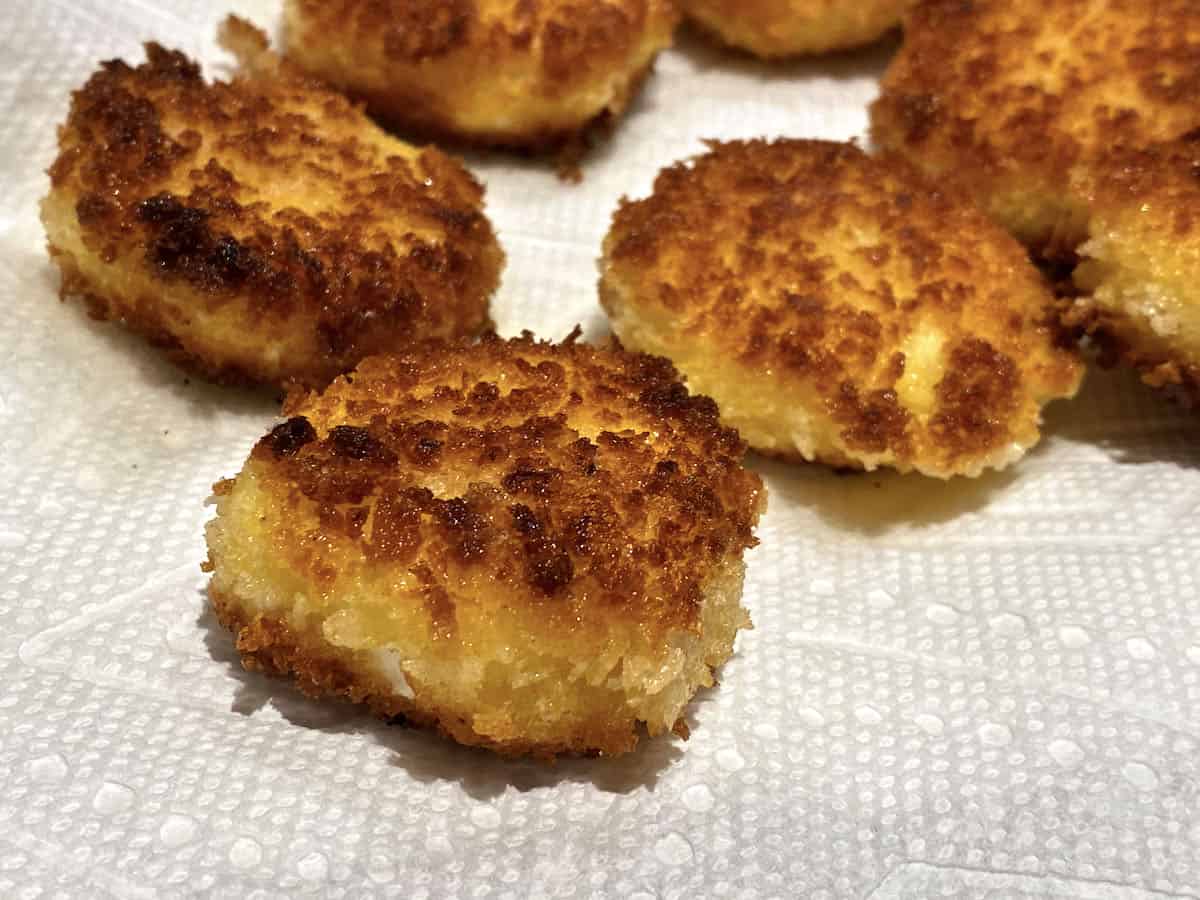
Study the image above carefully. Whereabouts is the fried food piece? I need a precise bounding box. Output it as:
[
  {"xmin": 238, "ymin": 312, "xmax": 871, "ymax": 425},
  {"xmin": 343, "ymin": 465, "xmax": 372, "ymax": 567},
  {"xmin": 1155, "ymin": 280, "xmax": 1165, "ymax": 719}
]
[
  {"xmin": 204, "ymin": 332, "xmax": 764, "ymax": 757},
  {"xmin": 870, "ymin": 0, "xmax": 1200, "ymax": 254},
  {"xmin": 685, "ymin": 0, "xmax": 909, "ymax": 58},
  {"xmin": 1066, "ymin": 136, "xmax": 1200, "ymax": 406},
  {"xmin": 283, "ymin": 0, "xmax": 680, "ymax": 149},
  {"xmin": 599, "ymin": 139, "xmax": 1083, "ymax": 478},
  {"xmin": 42, "ymin": 17, "xmax": 502, "ymax": 388}
]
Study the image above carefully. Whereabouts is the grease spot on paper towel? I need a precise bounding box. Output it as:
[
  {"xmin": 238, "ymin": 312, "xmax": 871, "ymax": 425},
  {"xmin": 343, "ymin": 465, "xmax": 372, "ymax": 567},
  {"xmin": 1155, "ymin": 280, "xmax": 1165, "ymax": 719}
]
[
  {"xmin": 1047, "ymin": 738, "xmax": 1086, "ymax": 768},
  {"xmin": 654, "ymin": 832, "xmax": 694, "ymax": 866},
  {"xmin": 27, "ymin": 753, "xmax": 68, "ymax": 782},
  {"xmin": 93, "ymin": 781, "xmax": 134, "ymax": 814},
  {"xmin": 1122, "ymin": 761, "xmax": 1159, "ymax": 791}
]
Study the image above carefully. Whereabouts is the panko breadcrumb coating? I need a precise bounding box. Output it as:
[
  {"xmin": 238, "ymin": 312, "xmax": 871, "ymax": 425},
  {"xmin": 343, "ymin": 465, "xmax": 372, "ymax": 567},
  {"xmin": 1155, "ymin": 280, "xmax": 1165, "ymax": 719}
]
[
  {"xmin": 599, "ymin": 139, "xmax": 1084, "ymax": 478},
  {"xmin": 204, "ymin": 332, "xmax": 764, "ymax": 757},
  {"xmin": 870, "ymin": 0, "xmax": 1200, "ymax": 255},
  {"xmin": 1066, "ymin": 136, "xmax": 1200, "ymax": 406},
  {"xmin": 41, "ymin": 17, "xmax": 502, "ymax": 388},
  {"xmin": 685, "ymin": 0, "xmax": 909, "ymax": 58},
  {"xmin": 283, "ymin": 0, "xmax": 680, "ymax": 149}
]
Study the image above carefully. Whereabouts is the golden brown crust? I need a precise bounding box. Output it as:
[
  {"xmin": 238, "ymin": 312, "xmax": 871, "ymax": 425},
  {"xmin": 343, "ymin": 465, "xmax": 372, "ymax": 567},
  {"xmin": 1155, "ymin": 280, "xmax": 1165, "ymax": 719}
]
[
  {"xmin": 210, "ymin": 587, "xmax": 625, "ymax": 758},
  {"xmin": 600, "ymin": 139, "xmax": 1084, "ymax": 477},
  {"xmin": 1065, "ymin": 135, "xmax": 1200, "ymax": 407},
  {"xmin": 42, "ymin": 20, "xmax": 503, "ymax": 387},
  {"xmin": 284, "ymin": 0, "xmax": 680, "ymax": 148},
  {"xmin": 267, "ymin": 333, "xmax": 760, "ymax": 619},
  {"xmin": 684, "ymin": 0, "xmax": 910, "ymax": 58},
  {"xmin": 870, "ymin": 0, "xmax": 1200, "ymax": 252},
  {"xmin": 205, "ymin": 333, "xmax": 764, "ymax": 756}
]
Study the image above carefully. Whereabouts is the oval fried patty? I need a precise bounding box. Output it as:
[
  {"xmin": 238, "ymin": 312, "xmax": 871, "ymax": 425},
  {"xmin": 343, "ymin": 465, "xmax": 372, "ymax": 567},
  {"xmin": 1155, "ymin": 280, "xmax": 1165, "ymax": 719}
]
[
  {"xmin": 204, "ymin": 332, "xmax": 765, "ymax": 757},
  {"xmin": 284, "ymin": 0, "xmax": 680, "ymax": 148},
  {"xmin": 685, "ymin": 0, "xmax": 909, "ymax": 58},
  {"xmin": 600, "ymin": 139, "xmax": 1084, "ymax": 478},
  {"xmin": 870, "ymin": 0, "xmax": 1200, "ymax": 254},
  {"xmin": 41, "ymin": 18, "xmax": 503, "ymax": 388}
]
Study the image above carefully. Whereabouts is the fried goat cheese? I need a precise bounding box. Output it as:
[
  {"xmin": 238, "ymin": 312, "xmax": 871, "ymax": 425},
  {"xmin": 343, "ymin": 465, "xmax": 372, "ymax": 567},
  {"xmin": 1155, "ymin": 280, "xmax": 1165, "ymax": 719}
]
[
  {"xmin": 870, "ymin": 0, "xmax": 1200, "ymax": 255},
  {"xmin": 284, "ymin": 0, "xmax": 680, "ymax": 149},
  {"xmin": 204, "ymin": 333, "xmax": 765, "ymax": 757},
  {"xmin": 41, "ymin": 18, "xmax": 502, "ymax": 388},
  {"xmin": 1066, "ymin": 135, "xmax": 1200, "ymax": 407},
  {"xmin": 599, "ymin": 139, "xmax": 1084, "ymax": 478},
  {"xmin": 684, "ymin": 0, "xmax": 910, "ymax": 58}
]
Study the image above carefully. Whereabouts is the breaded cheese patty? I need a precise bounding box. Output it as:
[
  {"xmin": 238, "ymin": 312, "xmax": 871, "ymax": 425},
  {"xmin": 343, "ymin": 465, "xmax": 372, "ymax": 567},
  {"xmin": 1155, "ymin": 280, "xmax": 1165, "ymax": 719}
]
[
  {"xmin": 599, "ymin": 139, "xmax": 1084, "ymax": 478},
  {"xmin": 204, "ymin": 333, "xmax": 764, "ymax": 757},
  {"xmin": 685, "ymin": 0, "xmax": 909, "ymax": 58},
  {"xmin": 284, "ymin": 0, "xmax": 680, "ymax": 148},
  {"xmin": 871, "ymin": 0, "xmax": 1200, "ymax": 254},
  {"xmin": 1066, "ymin": 136, "xmax": 1200, "ymax": 406},
  {"xmin": 42, "ymin": 18, "xmax": 502, "ymax": 388}
]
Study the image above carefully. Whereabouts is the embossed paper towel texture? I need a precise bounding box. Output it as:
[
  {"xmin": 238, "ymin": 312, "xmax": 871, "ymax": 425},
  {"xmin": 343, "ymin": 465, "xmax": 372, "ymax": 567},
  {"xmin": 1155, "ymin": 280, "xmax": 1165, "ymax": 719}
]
[{"xmin": 2, "ymin": 2, "xmax": 1200, "ymax": 898}]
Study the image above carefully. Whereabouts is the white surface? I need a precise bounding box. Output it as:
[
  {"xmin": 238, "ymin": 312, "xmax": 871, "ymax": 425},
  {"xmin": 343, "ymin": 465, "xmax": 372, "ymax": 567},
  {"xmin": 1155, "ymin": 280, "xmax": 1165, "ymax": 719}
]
[{"xmin": 2, "ymin": 3, "xmax": 1200, "ymax": 898}]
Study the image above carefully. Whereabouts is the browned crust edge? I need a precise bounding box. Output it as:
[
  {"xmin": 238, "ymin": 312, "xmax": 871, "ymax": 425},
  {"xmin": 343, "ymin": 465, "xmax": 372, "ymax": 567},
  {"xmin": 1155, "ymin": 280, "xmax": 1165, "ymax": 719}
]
[
  {"xmin": 46, "ymin": 243, "xmax": 275, "ymax": 387},
  {"xmin": 1063, "ymin": 303, "xmax": 1200, "ymax": 409},
  {"xmin": 209, "ymin": 584, "xmax": 656, "ymax": 759}
]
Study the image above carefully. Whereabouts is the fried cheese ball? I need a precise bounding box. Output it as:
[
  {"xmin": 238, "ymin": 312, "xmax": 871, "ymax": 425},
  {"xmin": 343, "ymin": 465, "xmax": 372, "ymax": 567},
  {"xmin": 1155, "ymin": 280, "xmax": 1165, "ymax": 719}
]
[
  {"xmin": 204, "ymin": 333, "xmax": 764, "ymax": 757},
  {"xmin": 283, "ymin": 0, "xmax": 681, "ymax": 148},
  {"xmin": 599, "ymin": 139, "xmax": 1084, "ymax": 478},
  {"xmin": 1066, "ymin": 136, "xmax": 1200, "ymax": 406},
  {"xmin": 870, "ymin": 0, "xmax": 1200, "ymax": 254},
  {"xmin": 41, "ymin": 18, "xmax": 502, "ymax": 388},
  {"xmin": 685, "ymin": 0, "xmax": 910, "ymax": 58}
]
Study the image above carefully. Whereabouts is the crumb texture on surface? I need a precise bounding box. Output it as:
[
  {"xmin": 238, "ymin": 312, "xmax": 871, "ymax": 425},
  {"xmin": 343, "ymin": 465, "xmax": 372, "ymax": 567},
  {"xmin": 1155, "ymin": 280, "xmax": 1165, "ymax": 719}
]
[
  {"xmin": 685, "ymin": 0, "xmax": 909, "ymax": 58},
  {"xmin": 1067, "ymin": 135, "xmax": 1200, "ymax": 406},
  {"xmin": 205, "ymin": 333, "xmax": 764, "ymax": 757},
  {"xmin": 871, "ymin": 0, "xmax": 1200, "ymax": 252},
  {"xmin": 600, "ymin": 139, "xmax": 1084, "ymax": 477},
  {"xmin": 284, "ymin": 0, "xmax": 680, "ymax": 147},
  {"xmin": 42, "ymin": 16, "xmax": 502, "ymax": 388}
]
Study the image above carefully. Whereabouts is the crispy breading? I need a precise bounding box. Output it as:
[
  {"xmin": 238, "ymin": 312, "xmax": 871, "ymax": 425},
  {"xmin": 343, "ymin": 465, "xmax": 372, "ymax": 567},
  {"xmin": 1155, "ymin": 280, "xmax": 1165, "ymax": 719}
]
[
  {"xmin": 599, "ymin": 139, "xmax": 1084, "ymax": 478},
  {"xmin": 685, "ymin": 0, "xmax": 910, "ymax": 58},
  {"xmin": 204, "ymin": 332, "xmax": 765, "ymax": 757},
  {"xmin": 870, "ymin": 0, "xmax": 1200, "ymax": 254},
  {"xmin": 1065, "ymin": 135, "xmax": 1200, "ymax": 406},
  {"xmin": 283, "ymin": 0, "xmax": 680, "ymax": 149},
  {"xmin": 41, "ymin": 17, "xmax": 503, "ymax": 388}
]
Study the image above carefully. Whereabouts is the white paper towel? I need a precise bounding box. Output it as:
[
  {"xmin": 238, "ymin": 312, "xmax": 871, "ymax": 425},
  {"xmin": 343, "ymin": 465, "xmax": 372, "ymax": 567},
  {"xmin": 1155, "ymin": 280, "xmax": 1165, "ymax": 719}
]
[{"xmin": 2, "ymin": 2, "xmax": 1199, "ymax": 898}]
